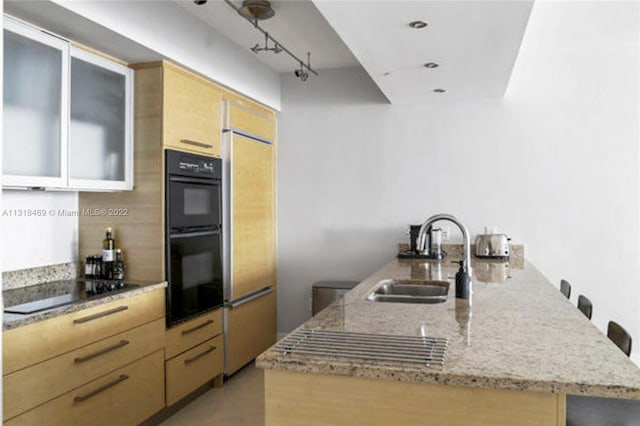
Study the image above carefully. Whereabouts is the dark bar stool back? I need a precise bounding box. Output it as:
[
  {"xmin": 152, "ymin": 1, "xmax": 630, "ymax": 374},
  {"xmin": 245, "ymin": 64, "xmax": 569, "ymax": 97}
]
[
  {"xmin": 607, "ymin": 321, "xmax": 632, "ymax": 357},
  {"xmin": 567, "ymin": 320, "xmax": 637, "ymax": 425},
  {"xmin": 560, "ymin": 279, "xmax": 571, "ymax": 299},
  {"xmin": 577, "ymin": 295, "xmax": 592, "ymax": 320}
]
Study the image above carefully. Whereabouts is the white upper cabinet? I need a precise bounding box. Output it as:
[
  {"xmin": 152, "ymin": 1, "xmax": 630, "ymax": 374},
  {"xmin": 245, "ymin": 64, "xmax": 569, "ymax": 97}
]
[
  {"xmin": 3, "ymin": 19, "xmax": 69, "ymax": 188},
  {"xmin": 69, "ymin": 47, "xmax": 133, "ymax": 190},
  {"xmin": 2, "ymin": 18, "xmax": 133, "ymax": 191}
]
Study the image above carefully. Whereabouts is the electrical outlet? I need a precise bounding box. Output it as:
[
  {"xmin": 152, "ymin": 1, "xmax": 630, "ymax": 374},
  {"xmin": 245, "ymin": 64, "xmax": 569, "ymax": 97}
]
[{"xmin": 441, "ymin": 226, "xmax": 450, "ymax": 241}]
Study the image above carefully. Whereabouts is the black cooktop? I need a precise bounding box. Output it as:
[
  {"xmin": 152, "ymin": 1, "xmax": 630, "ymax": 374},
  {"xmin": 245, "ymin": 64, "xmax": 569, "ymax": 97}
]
[{"xmin": 4, "ymin": 280, "xmax": 137, "ymax": 315}]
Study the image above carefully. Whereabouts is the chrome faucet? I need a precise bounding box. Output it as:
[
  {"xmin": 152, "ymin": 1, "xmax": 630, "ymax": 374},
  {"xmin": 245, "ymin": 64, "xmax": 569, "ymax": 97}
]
[{"xmin": 416, "ymin": 214, "xmax": 473, "ymax": 299}]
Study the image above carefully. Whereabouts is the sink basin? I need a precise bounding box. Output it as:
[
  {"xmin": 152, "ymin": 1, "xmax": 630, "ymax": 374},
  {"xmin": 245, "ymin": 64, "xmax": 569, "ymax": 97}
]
[{"xmin": 367, "ymin": 279, "xmax": 450, "ymax": 304}]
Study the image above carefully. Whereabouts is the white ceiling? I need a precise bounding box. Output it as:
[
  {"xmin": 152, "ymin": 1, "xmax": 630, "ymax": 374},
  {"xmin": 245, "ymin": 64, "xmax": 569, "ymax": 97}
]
[
  {"xmin": 5, "ymin": 0, "xmax": 534, "ymax": 105},
  {"xmin": 312, "ymin": 0, "xmax": 534, "ymax": 103},
  {"xmin": 175, "ymin": 0, "xmax": 359, "ymax": 72}
]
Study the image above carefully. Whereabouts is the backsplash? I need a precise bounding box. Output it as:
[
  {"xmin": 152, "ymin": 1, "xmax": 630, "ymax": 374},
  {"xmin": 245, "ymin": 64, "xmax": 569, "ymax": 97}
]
[
  {"xmin": 398, "ymin": 243, "xmax": 525, "ymax": 269},
  {"xmin": 2, "ymin": 262, "xmax": 80, "ymax": 290}
]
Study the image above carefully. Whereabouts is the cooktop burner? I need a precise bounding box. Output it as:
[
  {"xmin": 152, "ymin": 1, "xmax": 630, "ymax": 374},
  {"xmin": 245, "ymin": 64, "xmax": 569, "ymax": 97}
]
[{"xmin": 4, "ymin": 280, "xmax": 137, "ymax": 315}]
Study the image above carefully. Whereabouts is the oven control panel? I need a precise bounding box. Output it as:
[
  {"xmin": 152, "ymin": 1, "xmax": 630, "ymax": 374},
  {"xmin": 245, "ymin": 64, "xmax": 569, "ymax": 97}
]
[
  {"xmin": 178, "ymin": 159, "xmax": 214, "ymax": 174},
  {"xmin": 166, "ymin": 149, "xmax": 221, "ymax": 180}
]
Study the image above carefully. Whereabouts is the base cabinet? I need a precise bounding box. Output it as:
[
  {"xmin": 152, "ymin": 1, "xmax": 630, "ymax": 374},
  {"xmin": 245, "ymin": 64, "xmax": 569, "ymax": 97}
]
[
  {"xmin": 6, "ymin": 350, "xmax": 165, "ymax": 426},
  {"xmin": 3, "ymin": 289, "xmax": 166, "ymax": 425},
  {"xmin": 226, "ymin": 292, "xmax": 277, "ymax": 375},
  {"xmin": 264, "ymin": 370, "xmax": 566, "ymax": 426},
  {"xmin": 164, "ymin": 309, "xmax": 224, "ymax": 406},
  {"xmin": 166, "ymin": 335, "xmax": 224, "ymax": 406}
]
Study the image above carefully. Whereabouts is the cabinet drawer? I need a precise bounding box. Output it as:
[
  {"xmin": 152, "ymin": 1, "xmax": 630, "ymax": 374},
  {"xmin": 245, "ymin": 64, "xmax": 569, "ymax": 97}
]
[
  {"xmin": 3, "ymin": 288, "xmax": 165, "ymax": 375},
  {"xmin": 226, "ymin": 291, "xmax": 276, "ymax": 375},
  {"xmin": 166, "ymin": 335, "xmax": 224, "ymax": 406},
  {"xmin": 4, "ymin": 318, "xmax": 164, "ymax": 421},
  {"xmin": 165, "ymin": 309, "xmax": 222, "ymax": 359},
  {"xmin": 5, "ymin": 350, "xmax": 165, "ymax": 426},
  {"xmin": 163, "ymin": 65, "xmax": 222, "ymax": 158}
]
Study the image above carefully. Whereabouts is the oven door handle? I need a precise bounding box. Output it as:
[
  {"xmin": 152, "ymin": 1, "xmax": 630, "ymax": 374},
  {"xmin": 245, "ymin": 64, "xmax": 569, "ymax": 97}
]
[
  {"xmin": 226, "ymin": 286, "xmax": 273, "ymax": 309},
  {"xmin": 169, "ymin": 176, "xmax": 219, "ymax": 185},
  {"xmin": 169, "ymin": 230, "xmax": 219, "ymax": 239}
]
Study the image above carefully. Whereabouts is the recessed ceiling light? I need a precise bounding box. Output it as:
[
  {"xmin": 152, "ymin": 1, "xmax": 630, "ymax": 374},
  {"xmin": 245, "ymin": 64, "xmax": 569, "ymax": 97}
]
[
  {"xmin": 409, "ymin": 21, "xmax": 428, "ymax": 29},
  {"xmin": 424, "ymin": 62, "xmax": 439, "ymax": 69},
  {"xmin": 433, "ymin": 88, "xmax": 446, "ymax": 93}
]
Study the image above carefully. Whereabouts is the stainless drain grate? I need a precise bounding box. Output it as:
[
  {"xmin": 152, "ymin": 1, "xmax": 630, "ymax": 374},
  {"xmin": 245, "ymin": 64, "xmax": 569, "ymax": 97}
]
[{"xmin": 274, "ymin": 328, "xmax": 448, "ymax": 367}]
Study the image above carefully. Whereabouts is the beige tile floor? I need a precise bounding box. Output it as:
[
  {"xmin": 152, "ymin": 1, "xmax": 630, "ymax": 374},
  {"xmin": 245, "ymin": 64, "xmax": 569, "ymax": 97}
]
[{"xmin": 160, "ymin": 363, "xmax": 265, "ymax": 426}]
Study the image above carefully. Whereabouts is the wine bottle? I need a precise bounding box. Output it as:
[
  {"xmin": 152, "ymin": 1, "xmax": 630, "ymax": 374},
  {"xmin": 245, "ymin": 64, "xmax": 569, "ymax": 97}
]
[
  {"xmin": 102, "ymin": 227, "xmax": 115, "ymax": 280},
  {"xmin": 102, "ymin": 227, "xmax": 115, "ymax": 261}
]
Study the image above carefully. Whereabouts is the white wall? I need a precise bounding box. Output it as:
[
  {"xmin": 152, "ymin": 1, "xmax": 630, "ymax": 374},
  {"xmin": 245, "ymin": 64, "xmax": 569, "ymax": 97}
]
[
  {"xmin": 47, "ymin": 0, "xmax": 281, "ymax": 110},
  {"xmin": 1, "ymin": 191, "xmax": 78, "ymax": 272},
  {"xmin": 1, "ymin": 0, "xmax": 5, "ymax": 417},
  {"xmin": 277, "ymin": 0, "xmax": 640, "ymax": 361}
]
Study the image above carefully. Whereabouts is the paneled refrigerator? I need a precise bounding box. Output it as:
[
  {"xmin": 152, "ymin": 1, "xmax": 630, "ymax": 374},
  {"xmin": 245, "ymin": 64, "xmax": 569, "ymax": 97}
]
[{"xmin": 222, "ymin": 107, "xmax": 277, "ymax": 375}]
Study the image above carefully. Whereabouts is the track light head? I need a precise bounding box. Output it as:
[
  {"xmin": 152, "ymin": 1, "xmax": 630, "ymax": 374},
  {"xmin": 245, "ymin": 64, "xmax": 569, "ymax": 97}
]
[{"xmin": 294, "ymin": 69, "xmax": 309, "ymax": 81}]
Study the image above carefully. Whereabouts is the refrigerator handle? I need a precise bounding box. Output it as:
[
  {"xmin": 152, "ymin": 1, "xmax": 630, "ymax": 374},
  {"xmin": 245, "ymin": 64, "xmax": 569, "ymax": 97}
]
[{"xmin": 226, "ymin": 286, "xmax": 273, "ymax": 309}]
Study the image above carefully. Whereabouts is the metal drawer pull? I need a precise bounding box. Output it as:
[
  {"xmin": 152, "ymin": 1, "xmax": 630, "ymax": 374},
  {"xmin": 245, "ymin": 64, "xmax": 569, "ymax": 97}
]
[
  {"xmin": 73, "ymin": 375, "xmax": 129, "ymax": 403},
  {"xmin": 182, "ymin": 319, "xmax": 214, "ymax": 335},
  {"xmin": 74, "ymin": 340, "xmax": 130, "ymax": 364},
  {"xmin": 227, "ymin": 286, "xmax": 273, "ymax": 309},
  {"xmin": 180, "ymin": 139, "xmax": 213, "ymax": 149},
  {"xmin": 184, "ymin": 346, "xmax": 217, "ymax": 364},
  {"xmin": 73, "ymin": 306, "xmax": 128, "ymax": 324}
]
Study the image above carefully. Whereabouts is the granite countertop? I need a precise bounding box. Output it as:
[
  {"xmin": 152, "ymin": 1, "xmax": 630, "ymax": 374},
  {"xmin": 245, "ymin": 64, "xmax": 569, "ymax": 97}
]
[
  {"xmin": 3, "ymin": 279, "xmax": 167, "ymax": 331},
  {"xmin": 257, "ymin": 257, "xmax": 640, "ymax": 400}
]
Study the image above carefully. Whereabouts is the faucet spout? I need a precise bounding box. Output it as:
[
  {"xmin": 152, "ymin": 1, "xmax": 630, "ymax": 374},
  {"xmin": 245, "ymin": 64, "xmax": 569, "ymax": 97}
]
[
  {"xmin": 416, "ymin": 213, "xmax": 472, "ymax": 300},
  {"xmin": 416, "ymin": 213, "xmax": 472, "ymax": 275}
]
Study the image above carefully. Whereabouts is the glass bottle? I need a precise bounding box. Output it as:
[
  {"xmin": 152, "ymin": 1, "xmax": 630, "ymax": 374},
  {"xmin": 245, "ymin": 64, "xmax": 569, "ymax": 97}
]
[
  {"xmin": 102, "ymin": 227, "xmax": 115, "ymax": 281},
  {"xmin": 114, "ymin": 249, "xmax": 125, "ymax": 288}
]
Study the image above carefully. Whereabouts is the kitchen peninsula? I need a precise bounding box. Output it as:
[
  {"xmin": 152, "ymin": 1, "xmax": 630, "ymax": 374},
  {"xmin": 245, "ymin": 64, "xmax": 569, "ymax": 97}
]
[{"xmin": 257, "ymin": 257, "xmax": 640, "ymax": 426}]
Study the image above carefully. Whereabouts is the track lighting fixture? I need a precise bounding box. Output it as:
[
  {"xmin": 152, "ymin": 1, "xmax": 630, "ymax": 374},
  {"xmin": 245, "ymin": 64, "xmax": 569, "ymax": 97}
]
[
  {"xmin": 239, "ymin": 0, "xmax": 275, "ymax": 21},
  {"xmin": 223, "ymin": 0, "xmax": 318, "ymax": 81},
  {"xmin": 294, "ymin": 67, "xmax": 309, "ymax": 82},
  {"xmin": 193, "ymin": 0, "xmax": 208, "ymax": 5},
  {"xmin": 251, "ymin": 32, "xmax": 282, "ymax": 54},
  {"xmin": 294, "ymin": 53, "xmax": 311, "ymax": 82}
]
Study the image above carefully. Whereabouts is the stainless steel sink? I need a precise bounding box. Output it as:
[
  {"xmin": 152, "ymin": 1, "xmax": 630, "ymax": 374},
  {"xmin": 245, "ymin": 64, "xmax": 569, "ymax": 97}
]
[{"xmin": 367, "ymin": 279, "xmax": 450, "ymax": 304}]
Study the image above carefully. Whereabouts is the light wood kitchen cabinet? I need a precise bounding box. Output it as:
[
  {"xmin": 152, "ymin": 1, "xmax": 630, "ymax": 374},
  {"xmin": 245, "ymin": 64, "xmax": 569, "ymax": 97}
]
[
  {"xmin": 165, "ymin": 308, "xmax": 222, "ymax": 359},
  {"xmin": 163, "ymin": 63, "xmax": 223, "ymax": 158},
  {"xmin": 2, "ymin": 289, "xmax": 165, "ymax": 423},
  {"xmin": 5, "ymin": 350, "xmax": 165, "ymax": 426},
  {"xmin": 226, "ymin": 291, "xmax": 277, "ymax": 374},
  {"xmin": 224, "ymin": 95, "xmax": 276, "ymax": 142},
  {"xmin": 164, "ymin": 308, "xmax": 224, "ymax": 406},
  {"xmin": 3, "ymin": 288, "xmax": 164, "ymax": 375},
  {"xmin": 166, "ymin": 334, "xmax": 224, "ymax": 406},
  {"xmin": 2, "ymin": 17, "xmax": 134, "ymax": 191}
]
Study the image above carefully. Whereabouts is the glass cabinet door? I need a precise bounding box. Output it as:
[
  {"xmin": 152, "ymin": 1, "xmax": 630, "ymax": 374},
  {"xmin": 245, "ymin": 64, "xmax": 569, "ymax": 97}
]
[
  {"xmin": 68, "ymin": 47, "xmax": 133, "ymax": 190},
  {"xmin": 3, "ymin": 20, "xmax": 68, "ymax": 187}
]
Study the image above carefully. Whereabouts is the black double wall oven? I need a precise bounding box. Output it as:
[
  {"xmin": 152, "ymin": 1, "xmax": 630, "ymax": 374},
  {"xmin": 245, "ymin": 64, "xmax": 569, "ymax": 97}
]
[{"xmin": 165, "ymin": 149, "xmax": 223, "ymax": 326}]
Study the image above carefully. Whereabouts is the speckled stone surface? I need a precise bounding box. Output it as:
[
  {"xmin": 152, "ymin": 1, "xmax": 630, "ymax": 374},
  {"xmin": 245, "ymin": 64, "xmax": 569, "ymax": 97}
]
[
  {"xmin": 257, "ymin": 258, "xmax": 640, "ymax": 400},
  {"xmin": 3, "ymin": 279, "xmax": 167, "ymax": 330},
  {"xmin": 2, "ymin": 262, "xmax": 81, "ymax": 290}
]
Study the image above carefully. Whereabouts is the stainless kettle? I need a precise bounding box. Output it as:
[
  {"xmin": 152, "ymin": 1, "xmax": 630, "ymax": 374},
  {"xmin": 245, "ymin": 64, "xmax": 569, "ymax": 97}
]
[{"xmin": 474, "ymin": 233, "xmax": 510, "ymax": 258}]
